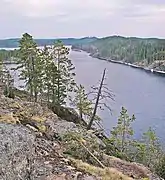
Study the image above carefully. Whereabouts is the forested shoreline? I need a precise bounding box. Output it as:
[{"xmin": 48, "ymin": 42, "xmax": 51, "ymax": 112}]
[
  {"xmin": 72, "ymin": 36, "xmax": 165, "ymax": 71},
  {"xmin": 2, "ymin": 35, "xmax": 165, "ymax": 72},
  {"xmin": 0, "ymin": 37, "xmax": 96, "ymax": 63}
]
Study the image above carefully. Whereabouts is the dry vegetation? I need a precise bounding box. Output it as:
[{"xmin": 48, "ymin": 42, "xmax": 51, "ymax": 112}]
[{"xmin": 70, "ymin": 158, "xmax": 133, "ymax": 180}]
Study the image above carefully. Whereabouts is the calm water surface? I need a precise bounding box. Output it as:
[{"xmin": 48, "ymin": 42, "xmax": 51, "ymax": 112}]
[{"xmin": 69, "ymin": 50, "xmax": 165, "ymax": 144}]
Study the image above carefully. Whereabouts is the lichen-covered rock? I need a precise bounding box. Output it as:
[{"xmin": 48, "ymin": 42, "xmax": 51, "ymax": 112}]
[
  {"xmin": 49, "ymin": 104, "xmax": 87, "ymax": 126},
  {"xmin": 0, "ymin": 123, "xmax": 36, "ymax": 180},
  {"xmin": 101, "ymin": 154, "xmax": 163, "ymax": 180},
  {"xmin": 0, "ymin": 94, "xmax": 82, "ymax": 135},
  {"xmin": 0, "ymin": 82, "xmax": 4, "ymax": 96},
  {"xmin": 46, "ymin": 119, "xmax": 79, "ymax": 135},
  {"xmin": 0, "ymin": 123, "xmax": 98, "ymax": 180},
  {"xmin": 0, "ymin": 87, "xmax": 163, "ymax": 180}
]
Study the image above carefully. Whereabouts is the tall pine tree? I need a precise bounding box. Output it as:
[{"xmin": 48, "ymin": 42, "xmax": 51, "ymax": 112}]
[
  {"xmin": 17, "ymin": 33, "xmax": 37, "ymax": 100},
  {"xmin": 50, "ymin": 41, "xmax": 76, "ymax": 105},
  {"xmin": 17, "ymin": 33, "xmax": 44, "ymax": 102}
]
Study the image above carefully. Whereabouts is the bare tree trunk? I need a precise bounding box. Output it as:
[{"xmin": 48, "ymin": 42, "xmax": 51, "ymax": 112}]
[
  {"xmin": 27, "ymin": 61, "xmax": 33, "ymax": 100},
  {"xmin": 79, "ymin": 108, "xmax": 83, "ymax": 119},
  {"xmin": 32, "ymin": 56, "xmax": 38, "ymax": 102},
  {"xmin": 121, "ymin": 118, "xmax": 126, "ymax": 153},
  {"xmin": 57, "ymin": 49, "xmax": 60, "ymax": 105},
  {"xmin": 79, "ymin": 95, "xmax": 83, "ymax": 119},
  {"xmin": 34, "ymin": 91, "xmax": 37, "ymax": 102},
  {"xmin": 76, "ymin": 139, "xmax": 105, "ymax": 168},
  {"xmin": 47, "ymin": 85, "xmax": 50, "ymax": 104},
  {"xmin": 87, "ymin": 68, "xmax": 106, "ymax": 130},
  {"xmin": 52, "ymin": 76, "xmax": 55, "ymax": 105}
]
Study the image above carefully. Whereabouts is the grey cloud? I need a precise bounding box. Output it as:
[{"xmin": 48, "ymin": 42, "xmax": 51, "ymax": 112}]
[{"xmin": 0, "ymin": 0, "xmax": 165, "ymax": 38}]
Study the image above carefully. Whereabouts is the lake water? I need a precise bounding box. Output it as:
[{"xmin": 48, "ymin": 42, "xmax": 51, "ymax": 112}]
[
  {"xmin": 69, "ymin": 50, "xmax": 165, "ymax": 144},
  {"xmin": 3, "ymin": 48, "xmax": 165, "ymax": 144}
]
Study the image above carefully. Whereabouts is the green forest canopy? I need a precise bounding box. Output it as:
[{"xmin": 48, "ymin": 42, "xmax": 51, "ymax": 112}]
[{"xmin": 72, "ymin": 35, "xmax": 165, "ymax": 65}]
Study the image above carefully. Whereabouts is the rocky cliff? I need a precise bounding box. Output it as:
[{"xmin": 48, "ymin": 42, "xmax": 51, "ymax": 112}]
[{"xmin": 0, "ymin": 82, "xmax": 163, "ymax": 180}]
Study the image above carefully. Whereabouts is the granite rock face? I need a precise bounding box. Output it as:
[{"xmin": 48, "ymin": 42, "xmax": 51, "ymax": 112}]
[
  {"xmin": 0, "ymin": 123, "xmax": 35, "ymax": 180},
  {"xmin": 0, "ymin": 83, "xmax": 163, "ymax": 180},
  {"xmin": 0, "ymin": 123, "xmax": 97, "ymax": 180}
]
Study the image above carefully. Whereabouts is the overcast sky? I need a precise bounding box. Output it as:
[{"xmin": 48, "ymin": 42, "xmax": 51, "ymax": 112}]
[{"xmin": 0, "ymin": 0, "xmax": 165, "ymax": 39}]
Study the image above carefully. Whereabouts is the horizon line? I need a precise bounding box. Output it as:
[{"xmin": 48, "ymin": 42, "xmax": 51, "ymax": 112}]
[{"xmin": 0, "ymin": 34, "xmax": 165, "ymax": 40}]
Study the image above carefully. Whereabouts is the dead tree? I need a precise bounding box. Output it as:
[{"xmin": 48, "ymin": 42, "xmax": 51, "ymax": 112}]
[{"xmin": 87, "ymin": 68, "xmax": 114, "ymax": 130}]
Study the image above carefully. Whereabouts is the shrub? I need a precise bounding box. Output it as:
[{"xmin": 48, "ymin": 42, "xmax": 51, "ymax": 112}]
[{"xmin": 62, "ymin": 131, "xmax": 103, "ymax": 166}]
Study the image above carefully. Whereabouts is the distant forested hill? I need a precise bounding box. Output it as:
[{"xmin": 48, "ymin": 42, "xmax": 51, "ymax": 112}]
[
  {"xmin": 0, "ymin": 37, "xmax": 97, "ymax": 48},
  {"xmin": 72, "ymin": 36, "xmax": 165, "ymax": 71}
]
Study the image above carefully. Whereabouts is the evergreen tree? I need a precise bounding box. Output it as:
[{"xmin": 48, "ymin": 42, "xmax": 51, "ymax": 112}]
[
  {"xmin": 16, "ymin": 33, "xmax": 45, "ymax": 102},
  {"xmin": 17, "ymin": 33, "xmax": 38, "ymax": 100},
  {"xmin": 40, "ymin": 46, "xmax": 54, "ymax": 104},
  {"xmin": 155, "ymin": 155, "xmax": 165, "ymax": 179},
  {"xmin": 50, "ymin": 41, "xmax": 76, "ymax": 105},
  {"xmin": 110, "ymin": 107, "xmax": 135, "ymax": 154},
  {"xmin": 0, "ymin": 58, "xmax": 3, "ymax": 79},
  {"xmin": 69, "ymin": 84, "xmax": 93, "ymax": 120},
  {"xmin": 33, "ymin": 49, "xmax": 45, "ymax": 102},
  {"xmin": 140, "ymin": 127, "xmax": 162, "ymax": 168}
]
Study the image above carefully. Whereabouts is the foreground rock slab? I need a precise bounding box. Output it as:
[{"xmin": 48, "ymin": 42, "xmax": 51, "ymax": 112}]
[{"xmin": 0, "ymin": 123, "xmax": 98, "ymax": 180}]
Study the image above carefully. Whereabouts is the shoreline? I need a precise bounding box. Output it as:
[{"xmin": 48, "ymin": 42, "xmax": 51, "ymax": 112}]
[
  {"xmin": 102, "ymin": 57, "xmax": 165, "ymax": 76},
  {"xmin": 3, "ymin": 47, "xmax": 165, "ymax": 76},
  {"xmin": 73, "ymin": 49, "xmax": 165, "ymax": 77}
]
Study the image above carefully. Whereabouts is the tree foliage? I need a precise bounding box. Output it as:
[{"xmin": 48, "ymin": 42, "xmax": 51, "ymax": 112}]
[
  {"xmin": 50, "ymin": 41, "xmax": 76, "ymax": 105},
  {"xmin": 109, "ymin": 107, "xmax": 135, "ymax": 155},
  {"xmin": 70, "ymin": 69, "xmax": 114, "ymax": 128},
  {"xmin": 16, "ymin": 33, "xmax": 39, "ymax": 101},
  {"xmin": 73, "ymin": 36, "xmax": 165, "ymax": 68},
  {"xmin": 155, "ymin": 155, "xmax": 165, "ymax": 179},
  {"xmin": 70, "ymin": 84, "xmax": 93, "ymax": 119},
  {"xmin": 0, "ymin": 49, "xmax": 18, "ymax": 62},
  {"xmin": 16, "ymin": 33, "xmax": 76, "ymax": 105},
  {"xmin": 63, "ymin": 131, "xmax": 101, "ymax": 166},
  {"xmin": 0, "ymin": 56, "xmax": 3, "ymax": 75},
  {"xmin": 135, "ymin": 127, "xmax": 162, "ymax": 169},
  {"xmin": 104, "ymin": 106, "xmax": 165, "ymax": 178}
]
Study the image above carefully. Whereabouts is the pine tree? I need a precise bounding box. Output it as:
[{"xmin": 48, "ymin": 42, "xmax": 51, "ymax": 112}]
[
  {"xmin": 46, "ymin": 56, "xmax": 58, "ymax": 105},
  {"xmin": 15, "ymin": 33, "xmax": 45, "ymax": 102},
  {"xmin": 141, "ymin": 127, "xmax": 162, "ymax": 168},
  {"xmin": 40, "ymin": 46, "xmax": 54, "ymax": 104},
  {"xmin": 17, "ymin": 33, "xmax": 38, "ymax": 100},
  {"xmin": 110, "ymin": 107, "xmax": 135, "ymax": 154},
  {"xmin": 50, "ymin": 41, "xmax": 76, "ymax": 105},
  {"xmin": 16, "ymin": 34, "xmax": 75, "ymax": 105},
  {"xmin": 33, "ymin": 48, "xmax": 45, "ymax": 102},
  {"xmin": 70, "ymin": 84, "xmax": 93, "ymax": 120},
  {"xmin": 0, "ymin": 58, "xmax": 3, "ymax": 79}
]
